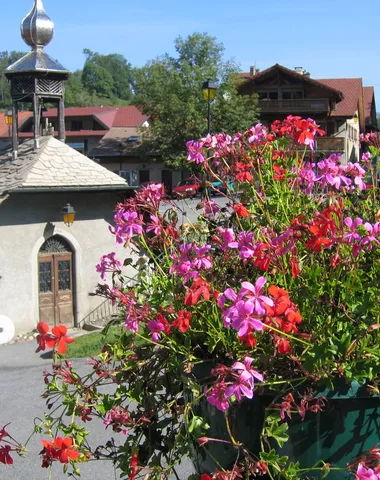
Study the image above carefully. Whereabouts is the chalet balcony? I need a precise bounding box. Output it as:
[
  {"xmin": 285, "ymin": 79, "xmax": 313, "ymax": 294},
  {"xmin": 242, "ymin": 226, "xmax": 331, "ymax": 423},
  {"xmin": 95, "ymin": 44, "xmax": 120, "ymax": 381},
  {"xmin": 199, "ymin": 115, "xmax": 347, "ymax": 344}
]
[
  {"xmin": 315, "ymin": 136, "xmax": 345, "ymax": 152},
  {"xmin": 259, "ymin": 98, "xmax": 330, "ymax": 114}
]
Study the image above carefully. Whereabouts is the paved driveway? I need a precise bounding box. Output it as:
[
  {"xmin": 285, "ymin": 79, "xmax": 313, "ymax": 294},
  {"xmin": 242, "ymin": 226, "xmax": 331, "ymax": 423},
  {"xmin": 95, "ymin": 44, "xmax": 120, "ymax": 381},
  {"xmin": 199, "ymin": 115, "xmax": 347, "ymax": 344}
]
[{"xmin": 0, "ymin": 342, "xmax": 194, "ymax": 479}]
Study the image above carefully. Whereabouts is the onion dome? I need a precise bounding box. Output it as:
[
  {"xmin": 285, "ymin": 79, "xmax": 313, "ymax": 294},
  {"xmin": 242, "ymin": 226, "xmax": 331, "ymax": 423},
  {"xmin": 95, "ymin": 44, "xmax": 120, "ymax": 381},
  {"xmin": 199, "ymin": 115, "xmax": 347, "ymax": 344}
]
[{"xmin": 21, "ymin": 0, "xmax": 54, "ymax": 49}]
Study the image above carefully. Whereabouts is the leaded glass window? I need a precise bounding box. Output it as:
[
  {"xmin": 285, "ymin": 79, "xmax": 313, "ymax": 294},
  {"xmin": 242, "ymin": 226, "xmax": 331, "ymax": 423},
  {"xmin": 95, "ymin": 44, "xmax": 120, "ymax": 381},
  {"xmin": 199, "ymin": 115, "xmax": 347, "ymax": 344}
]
[
  {"xmin": 39, "ymin": 262, "xmax": 52, "ymax": 293},
  {"xmin": 40, "ymin": 236, "xmax": 71, "ymax": 253},
  {"xmin": 58, "ymin": 260, "xmax": 71, "ymax": 291}
]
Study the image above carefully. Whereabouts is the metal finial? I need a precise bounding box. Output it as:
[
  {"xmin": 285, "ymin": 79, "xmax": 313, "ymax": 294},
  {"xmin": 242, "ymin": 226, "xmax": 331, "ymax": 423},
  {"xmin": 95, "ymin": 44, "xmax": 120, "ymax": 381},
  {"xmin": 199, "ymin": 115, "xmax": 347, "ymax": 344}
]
[{"xmin": 21, "ymin": 0, "xmax": 54, "ymax": 49}]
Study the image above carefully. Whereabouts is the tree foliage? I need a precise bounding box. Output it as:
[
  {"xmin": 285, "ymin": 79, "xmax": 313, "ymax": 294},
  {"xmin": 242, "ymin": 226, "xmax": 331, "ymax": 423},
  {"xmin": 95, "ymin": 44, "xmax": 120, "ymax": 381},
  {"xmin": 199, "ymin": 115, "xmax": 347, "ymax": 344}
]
[
  {"xmin": 82, "ymin": 49, "xmax": 134, "ymax": 102},
  {"xmin": 133, "ymin": 33, "xmax": 259, "ymax": 168},
  {"xmin": 0, "ymin": 51, "xmax": 26, "ymax": 109}
]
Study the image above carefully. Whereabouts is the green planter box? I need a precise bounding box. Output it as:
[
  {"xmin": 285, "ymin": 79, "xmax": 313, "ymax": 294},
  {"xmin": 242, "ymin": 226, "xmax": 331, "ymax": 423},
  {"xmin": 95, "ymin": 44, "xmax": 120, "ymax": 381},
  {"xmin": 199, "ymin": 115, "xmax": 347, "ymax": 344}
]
[{"xmin": 276, "ymin": 381, "xmax": 380, "ymax": 479}]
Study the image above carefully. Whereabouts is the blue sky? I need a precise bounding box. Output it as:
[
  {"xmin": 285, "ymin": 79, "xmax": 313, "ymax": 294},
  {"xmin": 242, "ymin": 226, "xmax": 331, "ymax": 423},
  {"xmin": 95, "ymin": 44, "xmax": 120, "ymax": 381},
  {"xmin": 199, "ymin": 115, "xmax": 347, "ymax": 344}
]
[{"xmin": 4, "ymin": 0, "xmax": 380, "ymax": 107}]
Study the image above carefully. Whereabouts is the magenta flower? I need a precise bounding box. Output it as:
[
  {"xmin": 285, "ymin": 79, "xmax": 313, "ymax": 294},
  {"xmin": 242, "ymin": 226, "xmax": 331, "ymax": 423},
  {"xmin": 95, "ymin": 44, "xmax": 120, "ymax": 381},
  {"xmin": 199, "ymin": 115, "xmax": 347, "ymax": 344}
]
[
  {"xmin": 146, "ymin": 215, "xmax": 163, "ymax": 236},
  {"xmin": 147, "ymin": 319, "xmax": 165, "ymax": 343},
  {"xmin": 186, "ymin": 140, "xmax": 206, "ymax": 164},
  {"xmin": 203, "ymin": 200, "xmax": 220, "ymax": 219},
  {"xmin": 247, "ymin": 123, "xmax": 267, "ymax": 144},
  {"xmin": 237, "ymin": 231, "xmax": 256, "ymax": 259},
  {"xmin": 356, "ymin": 463, "xmax": 380, "ymax": 480},
  {"xmin": 230, "ymin": 300, "xmax": 264, "ymax": 336},
  {"xmin": 241, "ymin": 277, "xmax": 274, "ymax": 315},
  {"xmin": 344, "ymin": 217, "xmax": 363, "ymax": 245},
  {"xmin": 192, "ymin": 245, "xmax": 213, "ymax": 270},
  {"xmin": 96, "ymin": 252, "xmax": 122, "ymax": 281},
  {"xmin": 205, "ymin": 383, "xmax": 229, "ymax": 411},
  {"xmin": 109, "ymin": 209, "xmax": 143, "ymax": 244},
  {"xmin": 362, "ymin": 222, "xmax": 380, "ymax": 248},
  {"xmin": 217, "ymin": 227, "xmax": 239, "ymax": 250}
]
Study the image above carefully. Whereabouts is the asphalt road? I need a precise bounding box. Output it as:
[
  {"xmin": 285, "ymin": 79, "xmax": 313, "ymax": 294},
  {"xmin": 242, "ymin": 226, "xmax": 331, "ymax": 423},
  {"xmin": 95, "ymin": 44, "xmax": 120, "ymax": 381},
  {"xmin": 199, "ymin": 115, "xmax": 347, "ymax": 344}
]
[
  {"xmin": 159, "ymin": 195, "xmax": 231, "ymax": 226},
  {"xmin": 0, "ymin": 341, "xmax": 195, "ymax": 480}
]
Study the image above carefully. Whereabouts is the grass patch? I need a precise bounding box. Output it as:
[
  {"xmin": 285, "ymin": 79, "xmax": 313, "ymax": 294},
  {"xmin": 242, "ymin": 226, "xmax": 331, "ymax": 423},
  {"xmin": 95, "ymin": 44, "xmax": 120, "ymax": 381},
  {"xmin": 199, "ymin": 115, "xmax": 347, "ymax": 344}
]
[{"xmin": 63, "ymin": 325, "xmax": 123, "ymax": 359}]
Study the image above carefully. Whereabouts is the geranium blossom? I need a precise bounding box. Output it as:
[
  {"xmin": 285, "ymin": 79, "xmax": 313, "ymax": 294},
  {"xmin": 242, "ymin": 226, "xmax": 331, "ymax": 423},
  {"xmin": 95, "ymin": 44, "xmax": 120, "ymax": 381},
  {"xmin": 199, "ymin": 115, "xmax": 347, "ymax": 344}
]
[{"xmin": 96, "ymin": 252, "xmax": 122, "ymax": 281}]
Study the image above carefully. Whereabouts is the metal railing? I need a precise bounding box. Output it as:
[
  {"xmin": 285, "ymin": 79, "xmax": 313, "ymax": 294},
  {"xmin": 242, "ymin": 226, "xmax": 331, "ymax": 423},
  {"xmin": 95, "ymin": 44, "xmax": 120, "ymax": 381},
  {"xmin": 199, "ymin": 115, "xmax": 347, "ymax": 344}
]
[{"xmin": 79, "ymin": 298, "xmax": 121, "ymax": 329}]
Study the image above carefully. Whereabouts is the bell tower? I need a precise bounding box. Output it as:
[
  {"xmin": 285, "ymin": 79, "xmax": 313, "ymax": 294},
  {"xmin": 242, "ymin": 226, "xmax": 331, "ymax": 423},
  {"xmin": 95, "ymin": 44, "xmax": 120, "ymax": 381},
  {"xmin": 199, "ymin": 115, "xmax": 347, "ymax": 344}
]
[{"xmin": 5, "ymin": 0, "xmax": 70, "ymax": 159}]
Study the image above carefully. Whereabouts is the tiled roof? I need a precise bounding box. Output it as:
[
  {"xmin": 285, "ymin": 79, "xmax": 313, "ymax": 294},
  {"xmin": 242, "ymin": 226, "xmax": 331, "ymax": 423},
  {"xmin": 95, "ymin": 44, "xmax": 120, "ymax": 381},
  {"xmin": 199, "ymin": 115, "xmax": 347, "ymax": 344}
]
[
  {"xmin": 317, "ymin": 78, "xmax": 362, "ymax": 117},
  {"xmin": 43, "ymin": 106, "xmax": 116, "ymax": 117},
  {"xmin": 89, "ymin": 127, "xmax": 141, "ymax": 156},
  {"xmin": 0, "ymin": 136, "xmax": 129, "ymax": 195},
  {"xmin": 42, "ymin": 106, "xmax": 148, "ymax": 127},
  {"xmin": 15, "ymin": 130, "xmax": 106, "ymax": 138},
  {"xmin": 363, "ymin": 86, "xmax": 375, "ymax": 123},
  {"xmin": 94, "ymin": 110, "xmax": 118, "ymax": 129},
  {"xmin": 112, "ymin": 107, "xmax": 148, "ymax": 127}
]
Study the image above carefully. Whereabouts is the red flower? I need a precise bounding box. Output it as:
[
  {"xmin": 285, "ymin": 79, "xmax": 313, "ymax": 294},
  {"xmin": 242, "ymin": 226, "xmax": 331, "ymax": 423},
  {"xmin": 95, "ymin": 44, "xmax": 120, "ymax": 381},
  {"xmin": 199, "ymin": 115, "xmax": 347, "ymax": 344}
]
[
  {"xmin": 0, "ymin": 424, "xmax": 10, "ymax": 442},
  {"xmin": 41, "ymin": 437, "xmax": 79, "ymax": 465},
  {"xmin": 184, "ymin": 279, "xmax": 210, "ymax": 306},
  {"xmin": 36, "ymin": 322, "xmax": 56, "ymax": 352},
  {"xmin": 201, "ymin": 475, "xmax": 213, "ymax": 480},
  {"xmin": 51, "ymin": 325, "xmax": 75, "ymax": 354},
  {"xmin": 238, "ymin": 327, "xmax": 257, "ymax": 348},
  {"xmin": 172, "ymin": 310, "xmax": 192, "ymax": 333},
  {"xmin": 129, "ymin": 453, "xmax": 139, "ymax": 480},
  {"xmin": 273, "ymin": 164, "xmax": 286, "ymax": 181},
  {"xmin": 0, "ymin": 445, "xmax": 13, "ymax": 465},
  {"xmin": 306, "ymin": 225, "xmax": 332, "ymax": 252},
  {"xmin": 276, "ymin": 337, "xmax": 292, "ymax": 355},
  {"xmin": 233, "ymin": 204, "xmax": 250, "ymax": 217}
]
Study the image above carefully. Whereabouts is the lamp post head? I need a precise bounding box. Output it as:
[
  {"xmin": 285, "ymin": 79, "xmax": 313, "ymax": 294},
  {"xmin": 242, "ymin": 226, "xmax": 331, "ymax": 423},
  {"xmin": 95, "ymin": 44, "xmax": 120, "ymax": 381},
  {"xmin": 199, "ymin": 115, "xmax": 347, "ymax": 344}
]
[{"xmin": 202, "ymin": 79, "xmax": 218, "ymax": 102}]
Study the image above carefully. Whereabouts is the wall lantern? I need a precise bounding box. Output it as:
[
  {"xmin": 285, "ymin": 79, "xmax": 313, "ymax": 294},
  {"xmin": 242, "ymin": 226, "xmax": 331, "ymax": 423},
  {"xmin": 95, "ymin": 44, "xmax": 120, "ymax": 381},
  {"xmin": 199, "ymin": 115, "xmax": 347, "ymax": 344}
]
[
  {"xmin": 353, "ymin": 113, "xmax": 359, "ymax": 124},
  {"xmin": 62, "ymin": 203, "xmax": 76, "ymax": 226},
  {"xmin": 5, "ymin": 109, "xmax": 13, "ymax": 125}
]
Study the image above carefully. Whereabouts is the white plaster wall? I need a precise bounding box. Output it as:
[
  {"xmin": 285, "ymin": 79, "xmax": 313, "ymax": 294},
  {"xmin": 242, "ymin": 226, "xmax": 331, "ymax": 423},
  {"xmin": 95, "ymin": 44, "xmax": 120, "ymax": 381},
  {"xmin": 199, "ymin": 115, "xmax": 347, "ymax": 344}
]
[
  {"xmin": 0, "ymin": 191, "xmax": 137, "ymax": 334},
  {"xmin": 335, "ymin": 115, "xmax": 360, "ymax": 164}
]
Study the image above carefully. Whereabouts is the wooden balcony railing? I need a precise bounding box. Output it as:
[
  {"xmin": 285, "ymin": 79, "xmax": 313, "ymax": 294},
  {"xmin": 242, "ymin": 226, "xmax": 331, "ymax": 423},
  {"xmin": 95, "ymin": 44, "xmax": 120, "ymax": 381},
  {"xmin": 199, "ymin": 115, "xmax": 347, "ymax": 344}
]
[
  {"xmin": 259, "ymin": 98, "xmax": 330, "ymax": 114},
  {"xmin": 315, "ymin": 136, "xmax": 345, "ymax": 152}
]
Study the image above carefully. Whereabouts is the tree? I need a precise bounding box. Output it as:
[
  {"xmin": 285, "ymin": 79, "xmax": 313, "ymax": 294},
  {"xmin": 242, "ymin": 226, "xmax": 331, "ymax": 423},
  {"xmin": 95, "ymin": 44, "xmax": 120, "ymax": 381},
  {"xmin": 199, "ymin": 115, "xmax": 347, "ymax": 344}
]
[
  {"xmin": 82, "ymin": 61, "xmax": 114, "ymax": 99},
  {"xmin": 82, "ymin": 49, "xmax": 134, "ymax": 102},
  {"xmin": 0, "ymin": 51, "xmax": 26, "ymax": 109},
  {"xmin": 133, "ymin": 33, "xmax": 259, "ymax": 168}
]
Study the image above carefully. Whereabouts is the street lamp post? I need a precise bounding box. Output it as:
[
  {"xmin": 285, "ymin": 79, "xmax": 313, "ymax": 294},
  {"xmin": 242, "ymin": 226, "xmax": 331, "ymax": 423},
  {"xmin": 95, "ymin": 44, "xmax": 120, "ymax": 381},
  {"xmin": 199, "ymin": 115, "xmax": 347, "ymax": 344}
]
[{"xmin": 202, "ymin": 79, "xmax": 217, "ymax": 134}]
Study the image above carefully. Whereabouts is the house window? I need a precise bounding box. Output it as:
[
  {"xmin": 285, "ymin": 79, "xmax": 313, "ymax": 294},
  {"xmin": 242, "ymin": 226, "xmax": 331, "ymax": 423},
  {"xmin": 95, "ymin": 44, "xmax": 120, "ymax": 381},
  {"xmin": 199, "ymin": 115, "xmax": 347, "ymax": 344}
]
[
  {"xmin": 281, "ymin": 90, "xmax": 303, "ymax": 100},
  {"xmin": 326, "ymin": 122, "xmax": 335, "ymax": 136},
  {"xmin": 258, "ymin": 90, "xmax": 278, "ymax": 100},
  {"xmin": 119, "ymin": 170, "xmax": 138, "ymax": 186},
  {"xmin": 71, "ymin": 120, "xmax": 83, "ymax": 131}
]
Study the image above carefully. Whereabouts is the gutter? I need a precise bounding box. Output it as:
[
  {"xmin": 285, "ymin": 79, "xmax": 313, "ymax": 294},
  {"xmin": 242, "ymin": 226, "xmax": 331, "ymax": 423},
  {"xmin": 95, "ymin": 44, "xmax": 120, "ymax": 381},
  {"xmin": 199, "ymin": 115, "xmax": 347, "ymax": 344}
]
[{"xmin": 7, "ymin": 185, "xmax": 137, "ymax": 194}]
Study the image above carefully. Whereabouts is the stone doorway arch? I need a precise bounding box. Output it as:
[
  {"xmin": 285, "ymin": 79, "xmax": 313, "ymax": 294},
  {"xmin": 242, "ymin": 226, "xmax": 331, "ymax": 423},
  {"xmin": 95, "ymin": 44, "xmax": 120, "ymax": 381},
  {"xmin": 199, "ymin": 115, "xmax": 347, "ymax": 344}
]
[{"xmin": 38, "ymin": 235, "xmax": 74, "ymax": 326}]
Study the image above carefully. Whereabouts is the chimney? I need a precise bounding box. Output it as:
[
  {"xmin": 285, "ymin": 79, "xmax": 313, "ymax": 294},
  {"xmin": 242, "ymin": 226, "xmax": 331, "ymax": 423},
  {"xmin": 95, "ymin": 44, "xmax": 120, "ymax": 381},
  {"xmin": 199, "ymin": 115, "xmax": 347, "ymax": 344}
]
[
  {"xmin": 294, "ymin": 67, "xmax": 310, "ymax": 76},
  {"xmin": 250, "ymin": 66, "xmax": 257, "ymax": 77}
]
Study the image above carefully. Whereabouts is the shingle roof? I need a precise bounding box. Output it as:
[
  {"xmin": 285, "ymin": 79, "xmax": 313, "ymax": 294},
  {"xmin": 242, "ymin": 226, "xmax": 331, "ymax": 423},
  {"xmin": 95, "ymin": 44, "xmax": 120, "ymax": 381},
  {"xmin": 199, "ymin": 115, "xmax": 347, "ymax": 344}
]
[
  {"xmin": 5, "ymin": 50, "xmax": 70, "ymax": 76},
  {"xmin": 363, "ymin": 86, "xmax": 375, "ymax": 124},
  {"xmin": 0, "ymin": 136, "xmax": 129, "ymax": 195},
  {"xmin": 317, "ymin": 78, "xmax": 363, "ymax": 117},
  {"xmin": 89, "ymin": 127, "xmax": 141, "ymax": 156}
]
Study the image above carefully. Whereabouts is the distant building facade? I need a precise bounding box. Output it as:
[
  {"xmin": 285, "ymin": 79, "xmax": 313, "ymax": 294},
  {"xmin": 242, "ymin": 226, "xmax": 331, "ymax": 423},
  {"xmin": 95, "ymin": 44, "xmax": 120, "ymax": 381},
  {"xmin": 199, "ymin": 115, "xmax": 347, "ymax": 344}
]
[{"xmin": 239, "ymin": 64, "xmax": 378, "ymax": 162}]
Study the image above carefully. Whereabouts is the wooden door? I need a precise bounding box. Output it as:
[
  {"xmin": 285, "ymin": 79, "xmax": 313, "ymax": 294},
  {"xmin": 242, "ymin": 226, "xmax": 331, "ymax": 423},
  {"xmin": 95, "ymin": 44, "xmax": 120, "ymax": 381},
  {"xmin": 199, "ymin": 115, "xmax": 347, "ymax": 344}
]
[{"xmin": 38, "ymin": 253, "xmax": 74, "ymax": 326}]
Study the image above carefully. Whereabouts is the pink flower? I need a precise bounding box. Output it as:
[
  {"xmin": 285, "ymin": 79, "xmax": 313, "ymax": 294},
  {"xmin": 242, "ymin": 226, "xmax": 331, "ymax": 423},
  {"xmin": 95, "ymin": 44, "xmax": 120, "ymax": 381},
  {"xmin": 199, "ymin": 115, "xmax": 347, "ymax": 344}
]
[
  {"xmin": 344, "ymin": 217, "xmax": 363, "ymax": 245},
  {"xmin": 147, "ymin": 319, "xmax": 166, "ymax": 343},
  {"xmin": 146, "ymin": 215, "xmax": 163, "ymax": 236},
  {"xmin": 247, "ymin": 123, "xmax": 267, "ymax": 144},
  {"xmin": 356, "ymin": 463, "xmax": 380, "ymax": 480},
  {"xmin": 217, "ymin": 227, "xmax": 239, "ymax": 250},
  {"xmin": 240, "ymin": 277, "xmax": 274, "ymax": 316},
  {"xmin": 205, "ymin": 383, "xmax": 229, "ymax": 411},
  {"xmin": 186, "ymin": 140, "xmax": 206, "ymax": 164},
  {"xmin": 96, "ymin": 252, "xmax": 122, "ymax": 281}
]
